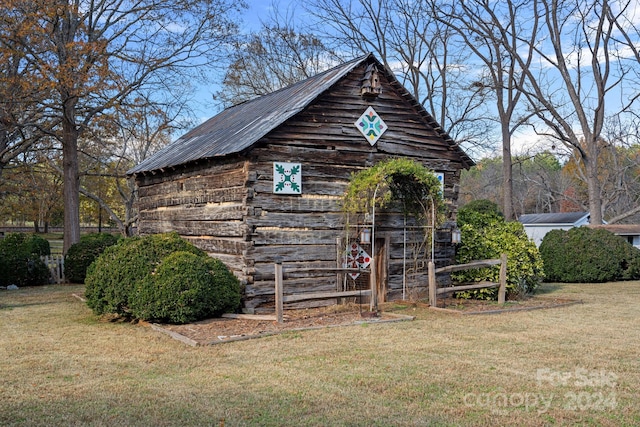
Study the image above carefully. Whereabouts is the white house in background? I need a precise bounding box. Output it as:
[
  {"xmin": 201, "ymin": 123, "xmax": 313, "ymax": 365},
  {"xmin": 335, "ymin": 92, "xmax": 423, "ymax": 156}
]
[
  {"xmin": 588, "ymin": 224, "xmax": 640, "ymax": 249},
  {"xmin": 518, "ymin": 212, "xmax": 591, "ymax": 246}
]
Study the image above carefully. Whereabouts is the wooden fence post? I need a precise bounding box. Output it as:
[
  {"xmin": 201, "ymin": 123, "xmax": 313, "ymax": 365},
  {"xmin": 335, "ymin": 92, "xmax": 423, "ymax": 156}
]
[
  {"xmin": 498, "ymin": 253, "xmax": 507, "ymax": 304},
  {"xmin": 274, "ymin": 258, "xmax": 284, "ymax": 323},
  {"xmin": 428, "ymin": 261, "xmax": 436, "ymax": 307},
  {"xmin": 369, "ymin": 258, "xmax": 377, "ymax": 312}
]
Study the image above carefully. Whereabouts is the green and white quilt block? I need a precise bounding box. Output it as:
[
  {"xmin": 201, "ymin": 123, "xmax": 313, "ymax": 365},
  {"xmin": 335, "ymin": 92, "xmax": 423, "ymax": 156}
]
[{"xmin": 273, "ymin": 162, "xmax": 302, "ymax": 194}]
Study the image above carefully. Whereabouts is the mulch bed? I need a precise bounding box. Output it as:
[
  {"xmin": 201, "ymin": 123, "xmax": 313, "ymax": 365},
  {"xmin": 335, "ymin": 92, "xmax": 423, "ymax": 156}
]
[
  {"xmin": 148, "ymin": 296, "xmax": 582, "ymax": 346},
  {"xmin": 150, "ymin": 304, "xmax": 415, "ymax": 346}
]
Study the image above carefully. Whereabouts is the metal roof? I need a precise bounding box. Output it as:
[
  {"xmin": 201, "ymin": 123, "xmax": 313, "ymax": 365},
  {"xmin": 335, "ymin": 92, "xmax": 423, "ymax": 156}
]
[
  {"xmin": 128, "ymin": 53, "xmax": 474, "ymax": 175},
  {"xmin": 589, "ymin": 224, "xmax": 640, "ymax": 235},
  {"xmin": 518, "ymin": 212, "xmax": 590, "ymax": 225}
]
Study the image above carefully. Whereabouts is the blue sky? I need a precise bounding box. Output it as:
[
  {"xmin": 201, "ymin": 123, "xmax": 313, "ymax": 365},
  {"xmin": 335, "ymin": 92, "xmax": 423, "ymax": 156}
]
[
  {"xmin": 240, "ymin": 1, "xmax": 269, "ymax": 31},
  {"xmin": 189, "ymin": 1, "xmax": 300, "ymax": 120},
  {"xmin": 240, "ymin": 1, "xmax": 300, "ymax": 32}
]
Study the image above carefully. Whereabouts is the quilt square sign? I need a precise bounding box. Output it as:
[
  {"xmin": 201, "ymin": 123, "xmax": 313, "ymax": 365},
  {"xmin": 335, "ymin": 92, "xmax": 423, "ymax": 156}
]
[
  {"xmin": 343, "ymin": 242, "xmax": 371, "ymax": 280},
  {"xmin": 355, "ymin": 106, "xmax": 387, "ymax": 145},
  {"xmin": 273, "ymin": 162, "xmax": 302, "ymax": 194}
]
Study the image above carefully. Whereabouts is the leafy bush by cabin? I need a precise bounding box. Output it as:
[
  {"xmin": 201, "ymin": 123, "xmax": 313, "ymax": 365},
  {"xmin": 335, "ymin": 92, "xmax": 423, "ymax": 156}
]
[
  {"xmin": 130, "ymin": 252, "xmax": 241, "ymax": 324},
  {"xmin": 0, "ymin": 233, "xmax": 50, "ymax": 286},
  {"xmin": 84, "ymin": 232, "xmax": 240, "ymax": 323},
  {"xmin": 64, "ymin": 233, "xmax": 120, "ymax": 283},
  {"xmin": 540, "ymin": 227, "xmax": 640, "ymax": 283},
  {"xmin": 454, "ymin": 201, "xmax": 544, "ymax": 299},
  {"xmin": 460, "ymin": 199, "xmax": 504, "ymax": 219}
]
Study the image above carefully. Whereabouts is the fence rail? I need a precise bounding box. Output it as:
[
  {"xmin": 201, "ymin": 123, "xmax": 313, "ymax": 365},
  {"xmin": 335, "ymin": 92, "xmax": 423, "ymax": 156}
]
[
  {"xmin": 428, "ymin": 253, "xmax": 507, "ymax": 307},
  {"xmin": 41, "ymin": 255, "xmax": 65, "ymax": 284},
  {"xmin": 274, "ymin": 262, "xmax": 371, "ymax": 323}
]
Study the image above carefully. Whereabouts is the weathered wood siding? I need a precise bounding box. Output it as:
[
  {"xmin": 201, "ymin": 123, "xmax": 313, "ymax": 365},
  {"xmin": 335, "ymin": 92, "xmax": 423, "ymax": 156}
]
[
  {"xmin": 135, "ymin": 157, "xmax": 253, "ymax": 281},
  {"xmin": 242, "ymin": 61, "xmax": 462, "ymax": 311},
  {"xmin": 134, "ymin": 59, "xmax": 464, "ymax": 313}
]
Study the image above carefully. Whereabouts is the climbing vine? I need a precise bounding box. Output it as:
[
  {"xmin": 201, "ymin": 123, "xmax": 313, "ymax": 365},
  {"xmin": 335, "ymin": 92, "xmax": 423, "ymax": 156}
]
[
  {"xmin": 341, "ymin": 158, "xmax": 446, "ymax": 299},
  {"xmin": 342, "ymin": 157, "xmax": 444, "ymax": 223}
]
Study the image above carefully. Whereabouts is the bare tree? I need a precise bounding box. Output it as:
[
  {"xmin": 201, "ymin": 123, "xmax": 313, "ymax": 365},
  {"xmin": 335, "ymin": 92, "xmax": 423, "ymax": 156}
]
[
  {"xmin": 434, "ymin": 0, "xmax": 539, "ymax": 220},
  {"xmin": 215, "ymin": 4, "xmax": 338, "ymax": 107},
  {"xmin": 304, "ymin": 0, "xmax": 493, "ymax": 156},
  {"xmin": 505, "ymin": 0, "xmax": 640, "ymax": 224},
  {"xmin": 1, "ymin": 0, "xmax": 245, "ymax": 252}
]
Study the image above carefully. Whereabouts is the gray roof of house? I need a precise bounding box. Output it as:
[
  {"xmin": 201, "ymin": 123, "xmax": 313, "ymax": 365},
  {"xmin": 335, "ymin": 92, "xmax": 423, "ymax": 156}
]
[
  {"xmin": 128, "ymin": 53, "xmax": 473, "ymax": 175},
  {"xmin": 588, "ymin": 224, "xmax": 640, "ymax": 235},
  {"xmin": 519, "ymin": 212, "xmax": 590, "ymax": 225}
]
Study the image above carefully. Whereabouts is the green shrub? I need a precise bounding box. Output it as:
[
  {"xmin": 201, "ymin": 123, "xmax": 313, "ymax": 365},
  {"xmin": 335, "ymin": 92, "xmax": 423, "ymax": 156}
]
[
  {"xmin": 453, "ymin": 210, "xmax": 544, "ymax": 299},
  {"xmin": 459, "ymin": 199, "xmax": 503, "ymax": 219},
  {"xmin": 0, "ymin": 233, "xmax": 51, "ymax": 286},
  {"xmin": 537, "ymin": 229, "xmax": 568, "ymax": 282},
  {"xmin": 130, "ymin": 251, "xmax": 241, "ymax": 324},
  {"xmin": 24, "ymin": 234, "xmax": 51, "ymax": 257},
  {"xmin": 64, "ymin": 233, "xmax": 120, "ymax": 283},
  {"xmin": 85, "ymin": 232, "xmax": 206, "ymax": 317},
  {"xmin": 539, "ymin": 226, "xmax": 640, "ymax": 283}
]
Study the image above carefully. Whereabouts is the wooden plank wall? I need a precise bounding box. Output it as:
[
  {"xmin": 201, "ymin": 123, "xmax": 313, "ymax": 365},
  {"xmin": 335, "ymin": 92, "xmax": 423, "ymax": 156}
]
[
  {"xmin": 135, "ymin": 157, "xmax": 254, "ymax": 281},
  {"xmin": 134, "ymin": 59, "xmax": 465, "ymax": 313},
  {"xmin": 242, "ymin": 61, "xmax": 463, "ymax": 312}
]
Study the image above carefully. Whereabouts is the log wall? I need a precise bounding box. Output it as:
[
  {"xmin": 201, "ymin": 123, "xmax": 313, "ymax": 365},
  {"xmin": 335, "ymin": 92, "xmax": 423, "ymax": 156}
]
[
  {"xmin": 242, "ymin": 61, "xmax": 463, "ymax": 312},
  {"xmin": 135, "ymin": 157, "xmax": 253, "ymax": 279},
  {"xmin": 134, "ymin": 59, "xmax": 465, "ymax": 313}
]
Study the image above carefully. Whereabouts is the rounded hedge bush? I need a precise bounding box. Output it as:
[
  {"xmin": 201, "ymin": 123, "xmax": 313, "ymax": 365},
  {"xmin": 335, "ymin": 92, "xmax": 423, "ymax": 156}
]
[
  {"xmin": 64, "ymin": 233, "xmax": 120, "ymax": 283},
  {"xmin": 0, "ymin": 233, "xmax": 50, "ymax": 286},
  {"xmin": 84, "ymin": 232, "xmax": 240, "ymax": 323},
  {"xmin": 539, "ymin": 226, "xmax": 640, "ymax": 283},
  {"xmin": 85, "ymin": 232, "xmax": 206, "ymax": 317},
  {"xmin": 454, "ymin": 206, "xmax": 544, "ymax": 299},
  {"xmin": 130, "ymin": 251, "xmax": 241, "ymax": 324}
]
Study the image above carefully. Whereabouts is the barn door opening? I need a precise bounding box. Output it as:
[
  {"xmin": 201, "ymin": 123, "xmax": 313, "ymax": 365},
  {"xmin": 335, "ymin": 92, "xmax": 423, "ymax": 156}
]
[
  {"xmin": 339, "ymin": 234, "xmax": 388, "ymax": 305},
  {"xmin": 373, "ymin": 236, "xmax": 388, "ymax": 304}
]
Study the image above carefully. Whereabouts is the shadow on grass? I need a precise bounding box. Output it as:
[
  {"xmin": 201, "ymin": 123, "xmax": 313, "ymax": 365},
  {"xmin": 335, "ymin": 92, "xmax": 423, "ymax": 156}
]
[
  {"xmin": 0, "ymin": 301, "xmax": 54, "ymax": 310},
  {"xmin": 534, "ymin": 282, "xmax": 565, "ymax": 295}
]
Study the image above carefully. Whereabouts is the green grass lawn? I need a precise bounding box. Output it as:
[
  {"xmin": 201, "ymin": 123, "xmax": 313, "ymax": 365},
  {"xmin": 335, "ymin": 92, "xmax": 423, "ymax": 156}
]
[{"xmin": 1, "ymin": 282, "xmax": 638, "ymax": 426}]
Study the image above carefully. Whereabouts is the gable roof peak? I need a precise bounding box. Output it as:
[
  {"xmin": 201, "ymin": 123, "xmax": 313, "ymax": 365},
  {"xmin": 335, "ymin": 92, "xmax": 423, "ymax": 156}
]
[{"xmin": 128, "ymin": 52, "xmax": 473, "ymax": 175}]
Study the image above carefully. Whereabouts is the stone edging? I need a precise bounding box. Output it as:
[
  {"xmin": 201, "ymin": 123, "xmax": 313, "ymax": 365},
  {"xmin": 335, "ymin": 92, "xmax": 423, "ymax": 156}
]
[{"xmin": 150, "ymin": 312, "xmax": 416, "ymax": 347}]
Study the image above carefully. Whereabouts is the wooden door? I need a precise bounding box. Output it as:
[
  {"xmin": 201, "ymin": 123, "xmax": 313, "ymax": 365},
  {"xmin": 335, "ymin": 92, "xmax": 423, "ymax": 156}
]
[{"xmin": 373, "ymin": 236, "xmax": 389, "ymax": 304}]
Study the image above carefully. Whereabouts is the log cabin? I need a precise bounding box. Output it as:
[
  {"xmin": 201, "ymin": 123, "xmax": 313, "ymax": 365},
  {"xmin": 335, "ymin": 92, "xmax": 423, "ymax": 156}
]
[{"xmin": 128, "ymin": 53, "xmax": 474, "ymax": 313}]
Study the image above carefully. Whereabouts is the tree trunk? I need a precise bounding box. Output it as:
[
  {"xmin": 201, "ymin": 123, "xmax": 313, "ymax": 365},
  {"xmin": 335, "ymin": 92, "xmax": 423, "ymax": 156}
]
[
  {"xmin": 62, "ymin": 115, "xmax": 81, "ymax": 254},
  {"xmin": 502, "ymin": 124, "xmax": 514, "ymax": 221},
  {"xmin": 584, "ymin": 154, "xmax": 603, "ymax": 225}
]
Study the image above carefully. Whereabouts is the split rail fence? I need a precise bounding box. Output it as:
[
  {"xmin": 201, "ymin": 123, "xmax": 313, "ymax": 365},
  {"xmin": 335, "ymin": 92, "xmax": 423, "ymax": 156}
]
[
  {"xmin": 274, "ymin": 260, "xmax": 371, "ymax": 323},
  {"xmin": 428, "ymin": 253, "xmax": 507, "ymax": 307}
]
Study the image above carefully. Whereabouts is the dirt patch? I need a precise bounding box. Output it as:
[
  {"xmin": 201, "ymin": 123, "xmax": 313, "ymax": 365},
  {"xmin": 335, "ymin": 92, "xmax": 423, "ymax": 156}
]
[
  {"xmin": 148, "ymin": 296, "xmax": 580, "ymax": 346},
  {"xmin": 150, "ymin": 304, "xmax": 414, "ymax": 346}
]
